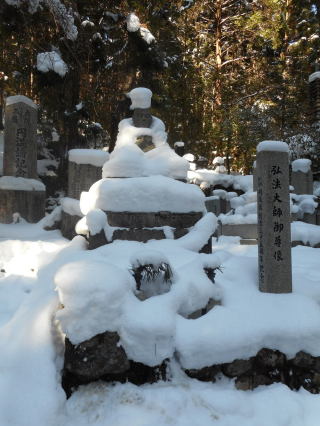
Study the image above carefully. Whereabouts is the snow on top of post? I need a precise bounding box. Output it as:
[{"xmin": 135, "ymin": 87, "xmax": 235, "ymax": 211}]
[
  {"xmin": 6, "ymin": 95, "xmax": 37, "ymax": 109},
  {"xmin": 308, "ymin": 71, "xmax": 320, "ymax": 82},
  {"xmin": 0, "ymin": 176, "xmax": 45, "ymax": 191},
  {"xmin": 291, "ymin": 159, "xmax": 311, "ymax": 173},
  {"xmin": 68, "ymin": 149, "xmax": 109, "ymax": 167},
  {"xmin": 126, "ymin": 12, "xmax": 140, "ymax": 32},
  {"xmin": 212, "ymin": 156, "xmax": 225, "ymax": 165},
  {"xmin": 127, "ymin": 87, "xmax": 152, "ymax": 110},
  {"xmin": 174, "ymin": 141, "xmax": 185, "ymax": 147},
  {"xmin": 257, "ymin": 140, "xmax": 289, "ymax": 153}
]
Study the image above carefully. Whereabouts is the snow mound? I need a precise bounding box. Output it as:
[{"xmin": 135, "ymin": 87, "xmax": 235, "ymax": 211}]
[
  {"xmin": 55, "ymin": 260, "xmax": 135, "ymax": 345},
  {"xmin": 126, "ymin": 13, "xmax": 140, "ymax": 32},
  {"xmin": 292, "ymin": 159, "xmax": 312, "ymax": 173},
  {"xmin": 103, "ymin": 144, "xmax": 189, "ymax": 179},
  {"xmin": 0, "ymin": 176, "xmax": 45, "ymax": 191},
  {"xmin": 257, "ymin": 140, "xmax": 289, "ymax": 153},
  {"xmin": 37, "ymin": 51, "xmax": 68, "ymax": 77},
  {"xmin": 80, "ymin": 175, "xmax": 205, "ymax": 215}
]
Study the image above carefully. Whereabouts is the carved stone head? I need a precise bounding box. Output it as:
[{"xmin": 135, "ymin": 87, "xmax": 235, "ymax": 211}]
[{"xmin": 132, "ymin": 108, "xmax": 153, "ymax": 128}]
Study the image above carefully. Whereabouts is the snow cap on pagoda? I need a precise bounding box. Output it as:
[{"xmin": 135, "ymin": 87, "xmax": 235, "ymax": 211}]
[{"xmin": 127, "ymin": 87, "xmax": 152, "ymax": 110}]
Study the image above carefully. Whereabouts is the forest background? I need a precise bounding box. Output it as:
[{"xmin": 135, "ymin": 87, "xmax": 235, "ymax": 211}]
[{"xmin": 1, "ymin": 0, "xmax": 320, "ymax": 196}]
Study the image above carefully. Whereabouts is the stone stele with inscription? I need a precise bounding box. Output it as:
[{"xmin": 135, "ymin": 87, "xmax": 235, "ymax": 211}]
[
  {"xmin": 3, "ymin": 95, "xmax": 38, "ymax": 179},
  {"xmin": 256, "ymin": 141, "xmax": 292, "ymax": 294}
]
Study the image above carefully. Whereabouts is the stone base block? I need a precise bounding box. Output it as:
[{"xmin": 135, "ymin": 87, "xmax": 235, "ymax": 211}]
[
  {"xmin": 0, "ymin": 189, "xmax": 45, "ymax": 224},
  {"xmin": 87, "ymin": 211, "xmax": 201, "ymax": 249},
  {"xmin": 217, "ymin": 222, "xmax": 258, "ymax": 239},
  {"xmin": 61, "ymin": 210, "xmax": 83, "ymax": 240},
  {"xmin": 104, "ymin": 211, "xmax": 203, "ymax": 228}
]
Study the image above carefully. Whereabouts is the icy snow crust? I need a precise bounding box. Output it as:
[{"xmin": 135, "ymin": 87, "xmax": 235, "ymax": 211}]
[
  {"xmin": 1, "ymin": 222, "xmax": 320, "ymax": 424},
  {"xmin": 80, "ymin": 175, "xmax": 205, "ymax": 215},
  {"xmin": 68, "ymin": 149, "xmax": 109, "ymax": 167}
]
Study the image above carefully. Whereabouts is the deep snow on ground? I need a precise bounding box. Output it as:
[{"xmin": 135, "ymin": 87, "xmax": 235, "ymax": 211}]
[{"xmin": 0, "ymin": 224, "xmax": 320, "ymax": 425}]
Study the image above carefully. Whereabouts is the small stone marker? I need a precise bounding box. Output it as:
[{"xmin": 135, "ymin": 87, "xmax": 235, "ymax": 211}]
[
  {"xmin": 3, "ymin": 95, "xmax": 38, "ymax": 179},
  {"xmin": 256, "ymin": 141, "xmax": 292, "ymax": 293},
  {"xmin": 68, "ymin": 149, "xmax": 109, "ymax": 200},
  {"xmin": 291, "ymin": 159, "xmax": 313, "ymax": 195},
  {"xmin": 174, "ymin": 141, "xmax": 185, "ymax": 157},
  {"xmin": 205, "ymin": 196, "xmax": 221, "ymax": 216}
]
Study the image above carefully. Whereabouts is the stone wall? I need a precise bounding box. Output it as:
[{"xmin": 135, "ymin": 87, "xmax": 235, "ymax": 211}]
[{"xmin": 186, "ymin": 349, "xmax": 320, "ymax": 394}]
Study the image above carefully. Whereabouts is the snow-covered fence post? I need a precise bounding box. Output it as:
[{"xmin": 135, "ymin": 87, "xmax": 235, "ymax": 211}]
[
  {"xmin": 3, "ymin": 95, "xmax": 38, "ymax": 179},
  {"xmin": 68, "ymin": 149, "xmax": 109, "ymax": 200},
  {"xmin": 256, "ymin": 141, "xmax": 292, "ymax": 293},
  {"xmin": 291, "ymin": 159, "xmax": 313, "ymax": 195}
]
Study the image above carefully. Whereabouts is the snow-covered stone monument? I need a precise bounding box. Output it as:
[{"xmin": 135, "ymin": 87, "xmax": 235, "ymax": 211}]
[
  {"xmin": 256, "ymin": 141, "xmax": 292, "ymax": 293},
  {"xmin": 0, "ymin": 95, "xmax": 45, "ymax": 223},
  {"xmin": 291, "ymin": 159, "xmax": 313, "ymax": 195},
  {"xmin": 61, "ymin": 149, "xmax": 109, "ymax": 240},
  {"xmin": 77, "ymin": 87, "xmax": 209, "ymax": 250}
]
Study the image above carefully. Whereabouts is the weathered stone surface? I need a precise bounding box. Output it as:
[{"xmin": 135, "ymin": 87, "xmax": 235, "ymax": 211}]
[
  {"xmin": 188, "ymin": 298, "xmax": 221, "ymax": 319},
  {"xmin": 291, "ymin": 212, "xmax": 298, "ymax": 222},
  {"xmin": 88, "ymin": 229, "xmax": 108, "ymax": 249},
  {"xmin": 174, "ymin": 144, "xmax": 184, "ymax": 157},
  {"xmin": 132, "ymin": 107, "xmax": 153, "ymax": 128},
  {"xmin": 62, "ymin": 360, "xmax": 167, "ymax": 398},
  {"xmin": 253, "ymin": 167, "xmax": 258, "ymax": 192},
  {"xmin": 135, "ymin": 135, "xmax": 155, "ymax": 152},
  {"xmin": 205, "ymin": 198, "xmax": 221, "ymax": 216},
  {"xmin": 68, "ymin": 161, "xmax": 102, "ymax": 200},
  {"xmin": 235, "ymin": 376, "xmax": 251, "ymax": 391},
  {"xmin": 0, "ymin": 189, "xmax": 45, "ymax": 223},
  {"xmin": 61, "ymin": 211, "xmax": 83, "ymax": 240},
  {"xmin": 221, "ymin": 358, "xmax": 254, "ymax": 378},
  {"xmin": 199, "ymin": 238, "xmax": 212, "ymax": 254},
  {"xmin": 302, "ymin": 212, "xmax": 317, "ymax": 225},
  {"xmin": 288, "ymin": 351, "xmax": 315, "ymax": 370},
  {"xmin": 252, "ymin": 374, "xmax": 274, "ymax": 389},
  {"xmin": 3, "ymin": 96, "xmax": 38, "ymax": 179},
  {"xmin": 291, "ymin": 170, "xmax": 313, "ymax": 195},
  {"xmin": 104, "ymin": 211, "xmax": 203, "ymax": 229},
  {"xmin": 218, "ymin": 223, "xmax": 258, "ymax": 240},
  {"xmin": 256, "ymin": 150, "xmax": 292, "ymax": 293},
  {"xmin": 185, "ymin": 365, "xmax": 221, "ymax": 382},
  {"xmin": 64, "ymin": 331, "xmax": 130, "ymax": 380},
  {"xmin": 112, "ymin": 228, "xmax": 166, "ymax": 242},
  {"xmin": 255, "ymin": 348, "xmax": 285, "ymax": 372}
]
